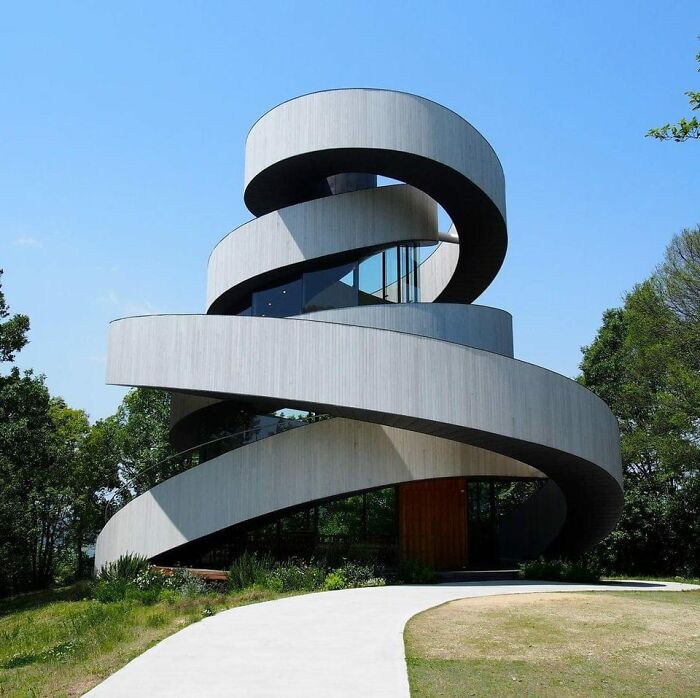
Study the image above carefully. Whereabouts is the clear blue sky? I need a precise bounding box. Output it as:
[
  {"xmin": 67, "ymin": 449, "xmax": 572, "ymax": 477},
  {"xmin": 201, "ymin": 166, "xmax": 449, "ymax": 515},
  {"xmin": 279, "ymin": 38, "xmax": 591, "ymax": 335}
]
[{"xmin": 1, "ymin": 1, "xmax": 698, "ymax": 421}]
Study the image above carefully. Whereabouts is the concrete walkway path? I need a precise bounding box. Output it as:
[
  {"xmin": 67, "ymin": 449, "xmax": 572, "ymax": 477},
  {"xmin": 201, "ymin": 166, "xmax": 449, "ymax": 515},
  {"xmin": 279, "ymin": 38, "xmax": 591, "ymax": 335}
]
[{"xmin": 86, "ymin": 579, "xmax": 697, "ymax": 697}]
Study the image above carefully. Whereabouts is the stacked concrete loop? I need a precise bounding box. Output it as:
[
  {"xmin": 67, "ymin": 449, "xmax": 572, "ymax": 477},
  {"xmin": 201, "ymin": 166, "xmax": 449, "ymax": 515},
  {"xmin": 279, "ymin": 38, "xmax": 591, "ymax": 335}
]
[{"xmin": 96, "ymin": 89, "xmax": 622, "ymax": 570}]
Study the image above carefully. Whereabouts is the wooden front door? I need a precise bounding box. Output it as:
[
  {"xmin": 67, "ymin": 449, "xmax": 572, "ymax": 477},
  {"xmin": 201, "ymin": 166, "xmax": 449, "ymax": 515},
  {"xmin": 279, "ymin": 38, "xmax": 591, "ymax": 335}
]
[{"xmin": 399, "ymin": 477, "xmax": 468, "ymax": 570}]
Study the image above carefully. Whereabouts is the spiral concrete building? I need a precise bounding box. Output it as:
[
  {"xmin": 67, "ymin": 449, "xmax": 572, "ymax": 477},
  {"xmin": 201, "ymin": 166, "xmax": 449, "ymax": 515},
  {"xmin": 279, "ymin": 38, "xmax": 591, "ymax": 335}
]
[{"xmin": 95, "ymin": 89, "xmax": 623, "ymax": 572}]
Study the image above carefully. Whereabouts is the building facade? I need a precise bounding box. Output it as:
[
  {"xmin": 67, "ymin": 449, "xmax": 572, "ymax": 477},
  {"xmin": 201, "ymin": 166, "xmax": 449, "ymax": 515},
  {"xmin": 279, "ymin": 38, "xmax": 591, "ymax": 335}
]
[{"xmin": 95, "ymin": 89, "xmax": 623, "ymax": 572}]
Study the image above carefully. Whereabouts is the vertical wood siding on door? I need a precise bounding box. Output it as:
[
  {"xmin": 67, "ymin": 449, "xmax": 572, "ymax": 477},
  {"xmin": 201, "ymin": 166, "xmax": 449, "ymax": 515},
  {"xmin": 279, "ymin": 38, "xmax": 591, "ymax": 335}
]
[{"xmin": 399, "ymin": 477, "xmax": 468, "ymax": 570}]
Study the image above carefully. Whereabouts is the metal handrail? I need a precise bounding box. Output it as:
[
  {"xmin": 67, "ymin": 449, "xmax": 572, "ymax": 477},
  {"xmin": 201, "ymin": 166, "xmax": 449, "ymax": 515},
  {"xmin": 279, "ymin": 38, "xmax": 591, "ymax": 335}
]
[{"xmin": 104, "ymin": 414, "xmax": 330, "ymax": 522}]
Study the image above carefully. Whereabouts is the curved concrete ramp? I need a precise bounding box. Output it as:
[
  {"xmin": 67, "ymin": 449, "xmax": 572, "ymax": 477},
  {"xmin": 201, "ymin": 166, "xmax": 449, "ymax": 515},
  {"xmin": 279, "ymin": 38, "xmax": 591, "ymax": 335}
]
[{"xmin": 95, "ymin": 418, "xmax": 541, "ymax": 569}]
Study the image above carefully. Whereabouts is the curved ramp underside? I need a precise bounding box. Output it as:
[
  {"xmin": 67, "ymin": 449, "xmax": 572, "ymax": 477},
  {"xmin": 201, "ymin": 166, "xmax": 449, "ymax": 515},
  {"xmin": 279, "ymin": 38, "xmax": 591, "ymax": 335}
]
[
  {"xmin": 95, "ymin": 418, "xmax": 544, "ymax": 569},
  {"xmin": 96, "ymin": 89, "xmax": 622, "ymax": 569}
]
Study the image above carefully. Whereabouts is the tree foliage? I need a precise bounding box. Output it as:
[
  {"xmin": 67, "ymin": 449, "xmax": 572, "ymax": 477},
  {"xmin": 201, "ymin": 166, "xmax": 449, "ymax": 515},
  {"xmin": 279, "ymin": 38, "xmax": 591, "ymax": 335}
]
[
  {"xmin": 647, "ymin": 41, "xmax": 699, "ymax": 142},
  {"xmin": 580, "ymin": 225, "xmax": 700, "ymax": 576},
  {"xmin": 0, "ymin": 275, "xmax": 121, "ymax": 594},
  {"xmin": 114, "ymin": 387, "xmax": 173, "ymax": 494},
  {"xmin": 0, "ymin": 367, "xmax": 55, "ymax": 593},
  {"xmin": 0, "ymin": 269, "xmax": 30, "ymax": 362}
]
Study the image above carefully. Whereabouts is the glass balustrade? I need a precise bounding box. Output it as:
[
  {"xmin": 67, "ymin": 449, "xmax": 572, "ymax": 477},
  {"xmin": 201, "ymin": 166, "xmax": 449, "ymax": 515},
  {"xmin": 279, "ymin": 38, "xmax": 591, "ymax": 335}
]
[{"xmin": 105, "ymin": 414, "xmax": 330, "ymax": 521}]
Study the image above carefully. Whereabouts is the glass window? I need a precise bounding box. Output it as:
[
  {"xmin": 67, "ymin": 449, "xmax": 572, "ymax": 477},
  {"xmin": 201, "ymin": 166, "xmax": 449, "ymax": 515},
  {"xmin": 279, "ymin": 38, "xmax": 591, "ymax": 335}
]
[
  {"xmin": 383, "ymin": 247, "xmax": 399, "ymax": 302},
  {"xmin": 366, "ymin": 487, "xmax": 397, "ymax": 537},
  {"xmin": 302, "ymin": 262, "xmax": 358, "ymax": 313},
  {"xmin": 359, "ymin": 250, "xmax": 387, "ymax": 304},
  {"xmin": 406, "ymin": 244, "xmax": 419, "ymax": 302},
  {"xmin": 399, "ymin": 245, "xmax": 408, "ymax": 302},
  {"xmin": 242, "ymin": 241, "xmax": 428, "ymax": 318},
  {"xmin": 252, "ymin": 278, "xmax": 303, "ymax": 317},
  {"xmin": 419, "ymin": 242, "xmax": 439, "ymax": 263}
]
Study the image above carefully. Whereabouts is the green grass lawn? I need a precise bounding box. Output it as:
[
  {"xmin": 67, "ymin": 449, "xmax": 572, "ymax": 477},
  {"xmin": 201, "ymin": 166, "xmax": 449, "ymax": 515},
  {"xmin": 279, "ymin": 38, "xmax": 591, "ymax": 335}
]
[
  {"xmin": 0, "ymin": 582, "xmax": 288, "ymax": 697},
  {"xmin": 405, "ymin": 590, "xmax": 700, "ymax": 697}
]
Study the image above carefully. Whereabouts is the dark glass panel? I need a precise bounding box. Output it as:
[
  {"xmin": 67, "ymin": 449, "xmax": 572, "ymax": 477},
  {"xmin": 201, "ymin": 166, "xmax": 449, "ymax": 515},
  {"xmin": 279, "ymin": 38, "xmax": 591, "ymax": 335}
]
[
  {"xmin": 406, "ymin": 245, "xmax": 419, "ymax": 303},
  {"xmin": 358, "ymin": 251, "xmax": 383, "ymax": 297},
  {"xmin": 318, "ymin": 494, "xmax": 366, "ymax": 541},
  {"xmin": 399, "ymin": 244, "xmax": 408, "ymax": 302},
  {"xmin": 384, "ymin": 247, "xmax": 399, "ymax": 302},
  {"xmin": 302, "ymin": 262, "xmax": 358, "ymax": 313},
  {"xmin": 252, "ymin": 278, "xmax": 303, "ymax": 317},
  {"xmin": 359, "ymin": 250, "xmax": 390, "ymax": 306},
  {"xmin": 366, "ymin": 487, "xmax": 397, "ymax": 537},
  {"xmin": 240, "ymin": 240, "xmax": 432, "ymax": 319},
  {"xmin": 413, "ymin": 245, "xmax": 421, "ymax": 302}
]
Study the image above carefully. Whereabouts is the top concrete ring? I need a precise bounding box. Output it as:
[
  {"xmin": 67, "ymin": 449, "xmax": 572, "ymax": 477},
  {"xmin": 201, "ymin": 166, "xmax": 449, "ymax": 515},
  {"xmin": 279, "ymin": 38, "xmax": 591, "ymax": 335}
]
[{"xmin": 244, "ymin": 89, "xmax": 507, "ymax": 303}]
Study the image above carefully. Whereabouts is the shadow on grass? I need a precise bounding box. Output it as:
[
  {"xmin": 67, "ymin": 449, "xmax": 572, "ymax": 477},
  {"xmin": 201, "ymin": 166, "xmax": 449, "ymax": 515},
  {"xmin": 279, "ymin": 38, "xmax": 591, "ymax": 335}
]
[
  {"xmin": 436, "ymin": 579, "xmax": 668, "ymax": 589},
  {"xmin": 599, "ymin": 580, "xmax": 666, "ymax": 588},
  {"xmin": 0, "ymin": 580, "xmax": 93, "ymax": 617}
]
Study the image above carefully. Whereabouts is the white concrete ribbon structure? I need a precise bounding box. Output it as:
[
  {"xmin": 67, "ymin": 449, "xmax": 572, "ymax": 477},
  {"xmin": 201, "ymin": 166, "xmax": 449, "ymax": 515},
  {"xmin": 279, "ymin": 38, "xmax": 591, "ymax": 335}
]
[
  {"xmin": 96, "ymin": 89, "xmax": 622, "ymax": 572},
  {"xmin": 97, "ymin": 419, "xmax": 543, "ymax": 565}
]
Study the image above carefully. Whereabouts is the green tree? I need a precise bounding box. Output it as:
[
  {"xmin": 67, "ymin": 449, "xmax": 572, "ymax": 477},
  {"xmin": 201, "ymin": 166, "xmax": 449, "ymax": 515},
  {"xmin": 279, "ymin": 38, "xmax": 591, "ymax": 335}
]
[
  {"xmin": 114, "ymin": 388, "xmax": 173, "ymax": 494},
  {"xmin": 579, "ymin": 226, "xmax": 700, "ymax": 575},
  {"xmin": 0, "ymin": 268, "xmax": 50, "ymax": 592},
  {"xmin": 655, "ymin": 226, "xmax": 700, "ymax": 325},
  {"xmin": 0, "ymin": 268, "xmax": 29, "ymax": 361},
  {"xmin": 647, "ymin": 41, "xmax": 699, "ymax": 142},
  {"xmin": 0, "ymin": 272, "xmax": 121, "ymax": 592},
  {"xmin": 48, "ymin": 400, "xmax": 121, "ymax": 579},
  {"xmin": 0, "ymin": 368, "xmax": 55, "ymax": 593},
  {"xmin": 69, "ymin": 416, "xmax": 121, "ymax": 577}
]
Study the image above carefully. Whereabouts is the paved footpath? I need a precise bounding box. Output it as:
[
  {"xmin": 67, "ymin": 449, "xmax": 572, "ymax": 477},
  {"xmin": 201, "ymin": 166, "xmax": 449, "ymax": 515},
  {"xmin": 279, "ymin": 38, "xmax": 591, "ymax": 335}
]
[{"xmin": 86, "ymin": 579, "xmax": 697, "ymax": 697}]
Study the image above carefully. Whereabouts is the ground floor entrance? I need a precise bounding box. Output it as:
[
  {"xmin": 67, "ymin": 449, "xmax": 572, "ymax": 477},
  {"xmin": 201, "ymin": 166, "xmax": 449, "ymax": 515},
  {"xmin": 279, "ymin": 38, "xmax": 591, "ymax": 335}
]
[
  {"xmin": 398, "ymin": 479, "xmax": 468, "ymax": 569},
  {"xmin": 398, "ymin": 477, "xmax": 503, "ymax": 570}
]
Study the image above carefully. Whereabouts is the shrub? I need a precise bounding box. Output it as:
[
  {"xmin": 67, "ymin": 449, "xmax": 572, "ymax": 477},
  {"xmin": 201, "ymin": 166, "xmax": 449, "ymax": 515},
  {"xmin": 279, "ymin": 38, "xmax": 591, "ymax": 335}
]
[
  {"xmin": 518, "ymin": 557, "xmax": 601, "ymax": 583},
  {"xmin": 93, "ymin": 578, "xmax": 161, "ymax": 604},
  {"xmin": 560, "ymin": 559, "xmax": 602, "ymax": 583},
  {"xmin": 163, "ymin": 568, "xmax": 210, "ymax": 596},
  {"xmin": 336, "ymin": 561, "xmax": 369, "ymax": 587},
  {"xmin": 263, "ymin": 559, "xmax": 327, "ymax": 592},
  {"xmin": 336, "ymin": 561, "xmax": 385, "ymax": 588},
  {"xmin": 158, "ymin": 588, "xmax": 179, "ymax": 604},
  {"xmin": 126, "ymin": 586, "xmax": 161, "ymax": 605},
  {"xmin": 323, "ymin": 571, "xmax": 346, "ymax": 591},
  {"xmin": 363, "ymin": 577, "xmax": 386, "ymax": 587},
  {"xmin": 93, "ymin": 579, "xmax": 129, "ymax": 603},
  {"xmin": 98, "ymin": 553, "xmax": 150, "ymax": 583},
  {"xmin": 134, "ymin": 568, "xmax": 166, "ymax": 592},
  {"xmin": 397, "ymin": 558, "xmax": 438, "ymax": 584},
  {"xmin": 94, "ymin": 555, "xmax": 216, "ymax": 603},
  {"xmin": 229, "ymin": 555, "xmax": 387, "ymax": 593},
  {"xmin": 227, "ymin": 551, "xmax": 274, "ymax": 591},
  {"xmin": 94, "ymin": 554, "xmax": 163, "ymax": 603},
  {"xmin": 517, "ymin": 558, "xmax": 563, "ymax": 581}
]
